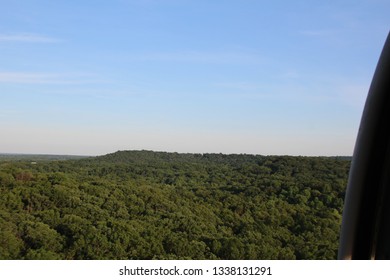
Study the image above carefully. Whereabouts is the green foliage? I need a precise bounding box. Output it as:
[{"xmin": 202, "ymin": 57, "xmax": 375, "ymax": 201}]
[
  {"xmin": 0, "ymin": 151, "xmax": 350, "ymax": 259},
  {"xmin": 0, "ymin": 217, "xmax": 24, "ymax": 259}
]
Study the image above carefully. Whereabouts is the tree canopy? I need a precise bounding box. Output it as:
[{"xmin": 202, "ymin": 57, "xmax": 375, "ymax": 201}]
[{"xmin": 0, "ymin": 150, "xmax": 350, "ymax": 259}]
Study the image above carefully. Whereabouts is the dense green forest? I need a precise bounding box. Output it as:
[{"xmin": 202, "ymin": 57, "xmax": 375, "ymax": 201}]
[{"xmin": 0, "ymin": 150, "xmax": 350, "ymax": 260}]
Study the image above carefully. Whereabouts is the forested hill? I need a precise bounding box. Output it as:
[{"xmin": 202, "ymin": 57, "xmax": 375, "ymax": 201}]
[
  {"xmin": 0, "ymin": 150, "xmax": 350, "ymax": 260},
  {"xmin": 92, "ymin": 150, "xmax": 352, "ymax": 164},
  {"xmin": 91, "ymin": 150, "xmax": 268, "ymax": 165}
]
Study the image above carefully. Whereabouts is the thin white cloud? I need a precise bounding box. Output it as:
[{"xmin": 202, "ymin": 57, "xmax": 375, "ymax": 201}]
[
  {"xmin": 0, "ymin": 33, "xmax": 60, "ymax": 43},
  {"xmin": 213, "ymin": 82, "xmax": 262, "ymax": 91},
  {"xmin": 0, "ymin": 72, "xmax": 56, "ymax": 84},
  {"xmin": 300, "ymin": 30, "xmax": 332, "ymax": 37},
  {"xmin": 298, "ymin": 29, "xmax": 344, "ymax": 41},
  {"xmin": 0, "ymin": 72, "xmax": 97, "ymax": 84},
  {"xmin": 125, "ymin": 50, "xmax": 263, "ymax": 64}
]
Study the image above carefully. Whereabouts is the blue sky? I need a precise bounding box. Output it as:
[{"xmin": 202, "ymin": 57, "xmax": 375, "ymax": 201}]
[{"xmin": 0, "ymin": 0, "xmax": 389, "ymax": 156}]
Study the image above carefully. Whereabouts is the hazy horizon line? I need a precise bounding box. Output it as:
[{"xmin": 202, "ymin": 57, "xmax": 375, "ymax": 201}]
[{"xmin": 0, "ymin": 149, "xmax": 353, "ymax": 158}]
